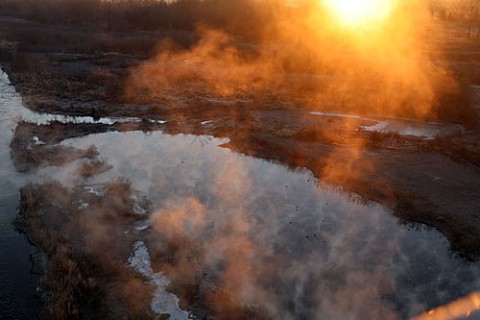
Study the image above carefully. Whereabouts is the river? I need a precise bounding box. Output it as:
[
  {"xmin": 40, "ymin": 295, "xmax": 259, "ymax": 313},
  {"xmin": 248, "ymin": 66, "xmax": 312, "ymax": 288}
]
[
  {"xmin": 2, "ymin": 67, "xmax": 480, "ymax": 319},
  {"xmin": 0, "ymin": 69, "xmax": 40, "ymax": 319}
]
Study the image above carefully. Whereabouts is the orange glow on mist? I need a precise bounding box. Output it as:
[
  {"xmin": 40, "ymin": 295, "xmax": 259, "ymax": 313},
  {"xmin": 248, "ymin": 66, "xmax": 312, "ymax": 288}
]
[
  {"xmin": 413, "ymin": 292, "xmax": 480, "ymax": 320},
  {"xmin": 324, "ymin": 0, "xmax": 396, "ymax": 27}
]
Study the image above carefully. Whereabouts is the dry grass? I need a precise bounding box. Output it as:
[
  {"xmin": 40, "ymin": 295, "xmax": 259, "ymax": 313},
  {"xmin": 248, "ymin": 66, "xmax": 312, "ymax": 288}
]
[{"xmin": 18, "ymin": 180, "xmax": 155, "ymax": 319}]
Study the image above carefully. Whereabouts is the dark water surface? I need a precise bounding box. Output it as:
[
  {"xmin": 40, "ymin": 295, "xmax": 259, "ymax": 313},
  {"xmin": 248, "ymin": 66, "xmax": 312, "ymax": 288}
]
[{"xmin": 0, "ymin": 70, "xmax": 39, "ymax": 319}]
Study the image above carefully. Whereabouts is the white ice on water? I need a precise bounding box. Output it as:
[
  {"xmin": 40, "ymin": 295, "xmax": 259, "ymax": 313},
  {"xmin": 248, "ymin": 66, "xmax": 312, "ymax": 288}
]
[
  {"xmin": 134, "ymin": 220, "xmax": 151, "ymax": 231},
  {"xmin": 32, "ymin": 136, "xmax": 46, "ymax": 145},
  {"xmin": 128, "ymin": 241, "xmax": 190, "ymax": 320},
  {"xmin": 358, "ymin": 121, "xmax": 389, "ymax": 133},
  {"xmin": 311, "ymin": 111, "xmax": 464, "ymax": 138},
  {"xmin": 83, "ymin": 185, "xmax": 107, "ymax": 197}
]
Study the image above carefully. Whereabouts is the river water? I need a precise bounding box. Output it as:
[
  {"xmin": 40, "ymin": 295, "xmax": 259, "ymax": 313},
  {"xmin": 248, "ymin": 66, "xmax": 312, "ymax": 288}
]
[
  {"xmin": 49, "ymin": 130, "xmax": 480, "ymax": 319},
  {"xmin": 2, "ymin": 67, "xmax": 480, "ymax": 319},
  {"xmin": 0, "ymin": 70, "xmax": 40, "ymax": 319}
]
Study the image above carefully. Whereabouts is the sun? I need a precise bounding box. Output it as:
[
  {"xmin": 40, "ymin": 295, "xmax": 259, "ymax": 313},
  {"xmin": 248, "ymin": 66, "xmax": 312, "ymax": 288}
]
[{"xmin": 324, "ymin": 0, "xmax": 395, "ymax": 27}]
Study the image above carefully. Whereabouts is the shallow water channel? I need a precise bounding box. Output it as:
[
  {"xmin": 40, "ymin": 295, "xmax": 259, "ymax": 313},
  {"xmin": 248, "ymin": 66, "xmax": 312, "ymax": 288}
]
[
  {"xmin": 1, "ymin": 68, "xmax": 480, "ymax": 319},
  {"xmin": 0, "ymin": 70, "xmax": 41, "ymax": 319}
]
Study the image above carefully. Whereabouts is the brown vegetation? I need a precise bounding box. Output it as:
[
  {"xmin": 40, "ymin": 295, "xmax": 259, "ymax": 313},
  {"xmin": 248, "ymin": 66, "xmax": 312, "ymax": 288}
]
[{"xmin": 17, "ymin": 180, "xmax": 155, "ymax": 319}]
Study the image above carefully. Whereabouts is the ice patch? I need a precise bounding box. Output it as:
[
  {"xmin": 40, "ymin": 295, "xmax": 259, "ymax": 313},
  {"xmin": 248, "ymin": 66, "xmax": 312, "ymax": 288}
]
[
  {"xmin": 149, "ymin": 119, "xmax": 168, "ymax": 124},
  {"xmin": 200, "ymin": 120, "xmax": 213, "ymax": 125},
  {"xmin": 134, "ymin": 220, "xmax": 151, "ymax": 231},
  {"xmin": 32, "ymin": 136, "xmax": 46, "ymax": 145},
  {"xmin": 133, "ymin": 203, "xmax": 148, "ymax": 215},
  {"xmin": 20, "ymin": 111, "xmax": 168, "ymax": 127},
  {"xmin": 78, "ymin": 200, "xmax": 89, "ymax": 209},
  {"xmin": 84, "ymin": 185, "xmax": 107, "ymax": 197},
  {"xmin": 359, "ymin": 121, "xmax": 389, "ymax": 132},
  {"xmin": 129, "ymin": 241, "xmax": 153, "ymax": 276},
  {"xmin": 128, "ymin": 241, "xmax": 191, "ymax": 320}
]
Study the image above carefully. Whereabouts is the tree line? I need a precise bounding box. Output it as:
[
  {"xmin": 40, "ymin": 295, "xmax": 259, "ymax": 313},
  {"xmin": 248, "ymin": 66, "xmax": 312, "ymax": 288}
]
[
  {"xmin": 0, "ymin": 0, "xmax": 283, "ymax": 36},
  {"xmin": 430, "ymin": 0, "xmax": 480, "ymax": 39}
]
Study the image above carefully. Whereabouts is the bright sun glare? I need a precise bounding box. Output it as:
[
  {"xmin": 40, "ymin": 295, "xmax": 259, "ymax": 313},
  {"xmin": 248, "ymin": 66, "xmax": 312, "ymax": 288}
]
[{"xmin": 324, "ymin": 0, "xmax": 395, "ymax": 27}]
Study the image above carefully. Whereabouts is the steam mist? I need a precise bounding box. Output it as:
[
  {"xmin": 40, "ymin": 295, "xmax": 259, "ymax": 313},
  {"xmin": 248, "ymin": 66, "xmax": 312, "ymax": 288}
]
[
  {"xmin": 126, "ymin": 0, "xmax": 457, "ymax": 120},
  {"xmin": 116, "ymin": 1, "xmax": 476, "ymax": 319}
]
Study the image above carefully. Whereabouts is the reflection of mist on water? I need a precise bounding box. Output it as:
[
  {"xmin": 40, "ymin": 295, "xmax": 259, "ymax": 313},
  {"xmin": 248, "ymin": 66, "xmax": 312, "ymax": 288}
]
[{"xmin": 37, "ymin": 130, "xmax": 480, "ymax": 319}]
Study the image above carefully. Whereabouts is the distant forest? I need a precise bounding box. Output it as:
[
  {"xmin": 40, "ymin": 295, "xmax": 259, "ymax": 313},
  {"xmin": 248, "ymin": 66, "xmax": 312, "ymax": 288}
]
[
  {"xmin": 0, "ymin": 0, "xmax": 288, "ymax": 37},
  {"xmin": 2, "ymin": 1, "xmax": 480, "ymax": 36}
]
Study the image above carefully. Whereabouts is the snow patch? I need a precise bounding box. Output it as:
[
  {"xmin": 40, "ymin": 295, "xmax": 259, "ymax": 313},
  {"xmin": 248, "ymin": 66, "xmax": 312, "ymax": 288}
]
[
  {"xmin": 32, "ymin": 136, "xmax": 46, "ymax": 145},
  {"xmin": 84, "ymin": 185, "xmax": 107, "ymax": 197},
  {"xmin": 131, "ymin": 194, "xmax": 150, "ymax": 215},
  {"xmin": 149, "ymin": 119, "xmax": 168, "ymax": 124},
  {"xmin": 20, "ymin": 111, "xmax": 169, "ymax": 126}
]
